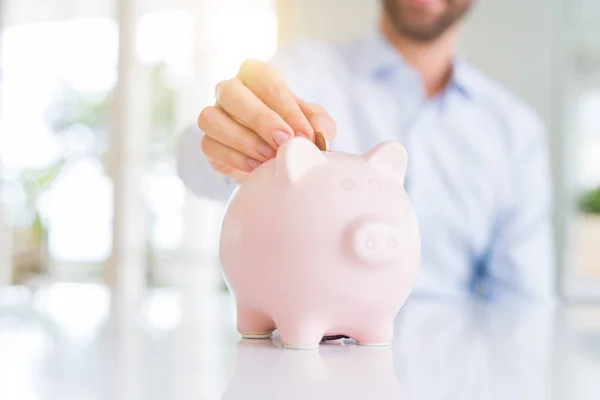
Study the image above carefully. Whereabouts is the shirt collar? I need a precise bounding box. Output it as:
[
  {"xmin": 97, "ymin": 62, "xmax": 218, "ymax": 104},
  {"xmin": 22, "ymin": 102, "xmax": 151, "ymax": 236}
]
[{"xmin": 353, "ymin": 28, "xmax": 473, "ymax": 100}]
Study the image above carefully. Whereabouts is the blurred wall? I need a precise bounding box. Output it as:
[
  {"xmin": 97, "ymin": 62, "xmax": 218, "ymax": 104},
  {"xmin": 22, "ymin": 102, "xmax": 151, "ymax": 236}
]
[
  {"xmin": 0, "ymin": 0, "xmax": 11, "ymax": 286},
  {"xmin": 276, "ymin": 0, "xmax": 379, "ymax": 43},
  {"xmin": 2, "ymin": 0, "xmax": 190, "ymax": 25},
  {"xmin": 458, "ymin": 0, "xmax": 565, "ymax": 131}
]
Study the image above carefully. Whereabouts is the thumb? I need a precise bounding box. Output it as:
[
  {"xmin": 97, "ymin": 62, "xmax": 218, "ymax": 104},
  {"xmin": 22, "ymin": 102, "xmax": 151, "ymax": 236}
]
[{"xmin": 296, "ymin": 98, "xmax": 337, "ymax": 142}]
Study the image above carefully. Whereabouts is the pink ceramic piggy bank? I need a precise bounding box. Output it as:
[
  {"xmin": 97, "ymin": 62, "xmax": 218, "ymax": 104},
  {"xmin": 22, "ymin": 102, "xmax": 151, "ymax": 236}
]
[{"xmin": 219, "ymin": 137, "xmax": 420, "ymax": 349}]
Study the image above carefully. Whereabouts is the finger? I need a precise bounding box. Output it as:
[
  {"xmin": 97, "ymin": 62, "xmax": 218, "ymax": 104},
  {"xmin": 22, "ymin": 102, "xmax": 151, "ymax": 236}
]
[
  {"xmin": 207, "ymin": 157, "xmax": 249, "ymax": 182},
  {"xmin": 216, "ymin": 78, "xmax": 294, "ymax": 149},
  {"xmin": 198, "ymin": 105, "xmax": 275, "ymax": 162},
  {"xmin": 201, "ymin": 135, "xmax": 262, "ymax": 173},
  {"xmin": 297, "ymin": 99, "xmax": 337, "ymax": 141},
  {"xmin": 237, "ymin": 59, "xmax": 315, "ymax": 141}
]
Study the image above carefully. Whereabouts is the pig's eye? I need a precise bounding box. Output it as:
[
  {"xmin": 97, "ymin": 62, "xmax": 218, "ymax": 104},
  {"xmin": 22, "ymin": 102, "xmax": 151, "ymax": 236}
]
[
  {"xmin": 367, "ymin": 179, "xmax": 381, "ymax": 189},
  {"xmin": 340, "ymin": 178, "xmax": 355, "ymax": 190}
]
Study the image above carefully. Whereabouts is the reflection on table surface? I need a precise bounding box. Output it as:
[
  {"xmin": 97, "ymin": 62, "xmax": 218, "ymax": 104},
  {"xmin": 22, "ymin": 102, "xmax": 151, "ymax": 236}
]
[
  {"xmin": 223, "ymin": 339, "xmax": 405, "ymax": 399},
  {"xmin": 0, "ymin": 283, "xmax": 599, "ymax": 400}
]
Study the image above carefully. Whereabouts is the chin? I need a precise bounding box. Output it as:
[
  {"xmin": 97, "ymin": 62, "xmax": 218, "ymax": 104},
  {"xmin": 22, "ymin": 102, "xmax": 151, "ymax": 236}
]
[{"xmin": 382, "ymin": 0, "xmax": 472, "ymax": 42}]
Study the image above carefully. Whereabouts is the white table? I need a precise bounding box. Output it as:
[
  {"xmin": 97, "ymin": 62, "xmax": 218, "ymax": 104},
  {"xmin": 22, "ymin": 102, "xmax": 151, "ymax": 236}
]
[{"xmin": 0, "ymin": 284, "xmax": 599, "ymax": 400}]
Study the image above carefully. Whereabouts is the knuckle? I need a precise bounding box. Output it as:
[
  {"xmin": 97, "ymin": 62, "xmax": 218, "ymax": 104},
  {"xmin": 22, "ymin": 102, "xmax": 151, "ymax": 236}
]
[
  {"xmin": 282, "ymin": 110, "xmax": 311, "ymax": 133},
  {"xmin": 313, "ymin": 103, "xmax": 326, "ymax": 112},
  {"xmin": 259, "ymin": 78, "xmax": 280, "ymax": 97},
  {"xmin": 203, "ymin": 137, "xmax": 241, "ymax": 170},
  {"xmin": 254, "ymin": 72, "xmax": 284, "ymax": 99},
  {"xmin": 200, "ymin": 135, "xmax": 212, "ymax": 155},
  {"xmin": 216, "ymin": 79, "xmax": 243, "ymax": 105},
  {"xmin": 249, "ymin": 111, "xmax": 274, "ymax": 131},
  {"xmin": 239, "ymin": 59, "xmax": 281, "ymax": 87},
  {"xmin": 239, "ymin": 58, "xmax": 264, "ymax": 77},
  {"xmin": 214, "ymin": 80, "xmax": 226, "ymax": 99},
  {"xmin": 215, "ymin": 80, "xmax": 232, "ymax": 101},
  {"xmin": 197, "ymin": 106, "xmax": 216, "ymax": 130},
  {"xmin": 307, "ymin": 102, "xmax": 326, "ymax": 116},
  {"xmin": 209, "ymin": 159, "xmax": 228, "ymax": 175},
  {"xmin": 279, "ymin": 107, "xmax": 298, "ymax": 124},
  {"xmin": 221, "ymin": 152, "xmax": 241, "ymax": 170}
]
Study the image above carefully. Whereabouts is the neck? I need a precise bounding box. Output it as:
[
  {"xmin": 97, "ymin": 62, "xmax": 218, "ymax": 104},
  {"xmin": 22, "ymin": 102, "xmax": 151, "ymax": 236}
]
[{"xmin": 380, "ymin": 18, "xmax": 458, "ymax": 97}]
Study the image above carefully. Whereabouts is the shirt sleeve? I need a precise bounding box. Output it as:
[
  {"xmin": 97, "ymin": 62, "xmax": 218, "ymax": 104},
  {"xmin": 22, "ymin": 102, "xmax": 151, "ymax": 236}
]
[
  {"xmin": 484, "ymin": 112, "xmax": 557, "ymax": 303},
  {"xmin": 175, "ymin": 124, "xmax": 238, "ymax": 202}
]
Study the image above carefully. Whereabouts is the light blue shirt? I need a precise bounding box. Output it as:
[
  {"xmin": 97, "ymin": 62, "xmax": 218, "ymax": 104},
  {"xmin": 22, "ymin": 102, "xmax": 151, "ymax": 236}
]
[{"xmin": 177, "ymin": 30, "xmax": 555, "ymax": 302}]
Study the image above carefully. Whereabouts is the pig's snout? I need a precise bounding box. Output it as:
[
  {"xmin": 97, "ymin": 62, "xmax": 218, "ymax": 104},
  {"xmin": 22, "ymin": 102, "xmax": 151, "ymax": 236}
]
[{"xmin": 351, "ymin": 220, "xmax": 401, "ymax": 265}]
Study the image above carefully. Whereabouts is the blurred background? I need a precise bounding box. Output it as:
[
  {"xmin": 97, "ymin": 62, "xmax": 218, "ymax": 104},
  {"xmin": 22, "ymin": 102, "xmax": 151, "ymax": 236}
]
[
  {"xmin": 0, "ymin": 1, "xmax": 599, "ymax": 399},
  {"xmin": 0, "ymin": 0, "xmax": 598, "ymax": 299},
  {"xmin": 0, "ymin": 0, "xmax": 278, "ymax": 293}
]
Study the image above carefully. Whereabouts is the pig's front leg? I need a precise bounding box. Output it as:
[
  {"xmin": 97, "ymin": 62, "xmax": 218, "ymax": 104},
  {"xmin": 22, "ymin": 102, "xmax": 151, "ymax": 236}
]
[
  {"xmin": 351, "ymin": 319, "xmax": 395, "ymax": 346},
  {"xmin": 236, "ymin": 303, "xmax": 275, "ymax": 339},
  {"xmin": 276, "ymin": 318, "xmax": 325, "ymax": 350}
]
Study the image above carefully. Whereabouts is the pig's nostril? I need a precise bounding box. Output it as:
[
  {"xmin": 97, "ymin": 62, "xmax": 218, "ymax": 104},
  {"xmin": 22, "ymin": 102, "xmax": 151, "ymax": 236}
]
[
  {"xmin": 366, "ymin": 237, "xmax": 376, "ymax": 250},
  {"xmin": 352, "ymin": 221, "xmax": 400, "ymax": 265}
]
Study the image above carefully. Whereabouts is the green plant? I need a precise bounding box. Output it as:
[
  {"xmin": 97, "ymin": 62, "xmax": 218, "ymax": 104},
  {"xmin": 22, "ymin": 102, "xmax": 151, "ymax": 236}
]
[
  {"xmin": 12, "ymin": 159, "xmax": 67, "ymax": 279},
  {"xmin": 47, "ymin": 61, "xmax": 176, "ymax": 162},
  {"xmin": 579, "ymin": 186, "xmax": 600, "ymax": 214},
  {"xmin": 148, "ymin": 62, "xmax": 177, "ymax": 146},
  {"xmin": 47, "ymin": 86, "xmax": 110, "ymax": 136},
  {"xmin": 19, "ymin": 160, "xmax": 67, "ymax": 241}
]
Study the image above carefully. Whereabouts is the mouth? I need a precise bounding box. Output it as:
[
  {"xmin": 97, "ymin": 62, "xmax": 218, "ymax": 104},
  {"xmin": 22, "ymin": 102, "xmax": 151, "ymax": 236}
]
[{"xmin": 405, "ymin": 0, "xmax": 445, "ymax": 11}]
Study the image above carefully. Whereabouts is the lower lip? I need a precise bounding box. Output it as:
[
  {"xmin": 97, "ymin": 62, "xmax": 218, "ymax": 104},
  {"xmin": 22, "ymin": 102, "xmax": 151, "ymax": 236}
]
[{"xmin": 407, "ymin": 0, "xmax": 443, "ymax": 9}]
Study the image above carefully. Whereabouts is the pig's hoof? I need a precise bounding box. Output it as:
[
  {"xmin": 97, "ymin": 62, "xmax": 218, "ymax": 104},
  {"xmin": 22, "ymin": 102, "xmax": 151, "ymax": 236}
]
[
  {"xmin": 241, "ymin": 332, "xmax": 273, "ymax": 339},
  {"xmin": 356, "ymin": 341, "xmax": 391, "ymax": 347},
  {"xmin": 282, "ymin": 343, "xmax": 320, "ymax": 350}
]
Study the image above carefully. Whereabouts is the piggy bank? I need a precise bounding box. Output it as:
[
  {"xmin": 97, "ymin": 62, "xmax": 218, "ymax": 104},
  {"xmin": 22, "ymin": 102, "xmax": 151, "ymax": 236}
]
[{"xmin": 219, "ymin": 137, "xmax": 420, "ymax": 349}]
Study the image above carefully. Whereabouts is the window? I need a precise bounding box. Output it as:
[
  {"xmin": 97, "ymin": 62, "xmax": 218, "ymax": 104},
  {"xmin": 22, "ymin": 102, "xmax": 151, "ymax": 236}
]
[
  {"xmin": 574, "ymin": 91, "xmax": 600, "ymax": 282},
  {"xmin": 562, "ymin": 0, "xmax": 600, "ymax": 299},
  {"xmin": 0, "ymin": 0, "xmax": 278, "ymax": 287}
]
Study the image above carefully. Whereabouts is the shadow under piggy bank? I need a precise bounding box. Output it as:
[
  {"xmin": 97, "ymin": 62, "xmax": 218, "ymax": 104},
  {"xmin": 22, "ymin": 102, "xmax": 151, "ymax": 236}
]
[{"xmin": 221, "ymin": 339, "xmax": 406, "ymax": 400}]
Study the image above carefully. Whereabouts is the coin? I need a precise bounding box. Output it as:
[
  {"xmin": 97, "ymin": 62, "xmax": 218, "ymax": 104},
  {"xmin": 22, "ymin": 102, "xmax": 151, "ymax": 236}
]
[{"xmin": 314, "ymin": 131, "xmax": 329, "ymax": 151}]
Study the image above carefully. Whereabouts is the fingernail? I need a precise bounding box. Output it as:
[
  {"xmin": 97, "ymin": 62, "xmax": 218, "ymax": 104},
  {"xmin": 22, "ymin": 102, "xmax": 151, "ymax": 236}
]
[
  {"xmin": 247, "ymin": 158, "xmax": 261, "ymax": 170},
  {"xmin": 257, "ymin": 142, "xmax": 274, "ymax": 158},
  {"xmin": 272, "ymin": 130, "xmax": 289, "ymax": 146}
]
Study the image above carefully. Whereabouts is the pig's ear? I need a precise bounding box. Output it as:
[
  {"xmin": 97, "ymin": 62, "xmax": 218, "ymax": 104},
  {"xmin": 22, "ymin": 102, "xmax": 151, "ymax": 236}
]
[
  {"xmin": 363, "ymin": 141, "xmax": 408, "ymax": 184},
  {"xmin": 276, "ymin": 137, "xmax": 326, "ymax": 183}
]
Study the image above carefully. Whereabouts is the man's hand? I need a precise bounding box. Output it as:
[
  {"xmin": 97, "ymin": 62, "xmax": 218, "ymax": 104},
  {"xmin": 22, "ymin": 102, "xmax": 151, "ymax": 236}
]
[{"xmin": 198, "ymin": 59, "xmax": 337, "ymax": 181}]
